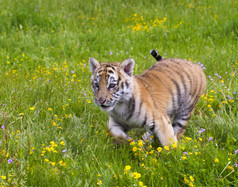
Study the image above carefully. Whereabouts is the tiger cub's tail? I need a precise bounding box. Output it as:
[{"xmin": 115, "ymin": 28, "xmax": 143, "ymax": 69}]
[{"xmin": 150, "ymin": 49, "xmax": 163, "ymax": 61}]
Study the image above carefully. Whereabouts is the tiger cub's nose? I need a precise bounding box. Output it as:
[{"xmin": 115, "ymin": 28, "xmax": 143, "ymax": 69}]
[{"xmin": 98, "ymin": 98, "xmax": 106, "ymax": 104}]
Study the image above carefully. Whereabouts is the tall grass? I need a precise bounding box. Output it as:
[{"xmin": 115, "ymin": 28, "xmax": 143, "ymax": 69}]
[{"xmin": 0, "ymin": 0, "xmax": 237, "ymax": 186}]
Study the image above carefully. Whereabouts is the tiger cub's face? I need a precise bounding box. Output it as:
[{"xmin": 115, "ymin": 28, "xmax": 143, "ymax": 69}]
[{"xmin": 89, "ymin": 58, "xmax": 135, "ymax": 112}]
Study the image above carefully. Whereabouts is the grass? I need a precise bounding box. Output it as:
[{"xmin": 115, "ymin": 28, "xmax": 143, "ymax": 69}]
[{"xmin": 0, "ymin": 0, "xmax": 237, "ymax": 186}]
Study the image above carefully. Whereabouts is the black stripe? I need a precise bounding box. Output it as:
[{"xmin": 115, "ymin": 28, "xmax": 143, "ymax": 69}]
[
  {"xmin": 172, "ymin": 122, "xmax": 186, "ymax": 129},
  {"xmin": 150, "ymin": 116, "xmax": 155, "ymax": 131},
  {"xmin": 142, "ymin": 114, "xmax": 147, "ymax": 127},
  {"xmin": 137, "ymin": 101, "xmax": 143, "ymax": 117},
  {"xmin": 108, "ymin": 70, "xmax": 114, "ymax": 74},
  {"xmin": 171, "ymin": 79, "xmax": 181, "ymax": 107},
  {"xmin": 184, "ymin": 95, "xmax": 200, "ymax": 114},
  {"xmin": 117, "ymin": 77, "xmax": 121, "ymax": 83},
  {"xmin": 105, "ymin": 64, "xmax": 115, "ymax": 71},
  {"xmin": 121, "ymin": 82, "xmax": 124, "ymax": 90},
  {"xmin": 125, "ymin": 81, "xmax": 129, "ymax": 88},
  {"xmin": 150, "ymin": 124, "xmax": 155, "ymax": 131},
  {"xmin": 127, "ymin": 96, "xmax": 135, "ymax": 120}
]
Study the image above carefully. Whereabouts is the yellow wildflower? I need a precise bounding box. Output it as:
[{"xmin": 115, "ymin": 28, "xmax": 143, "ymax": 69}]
[
  {"xmin": 133, "ymin": 147, "xmax": 138, "ymax": 152},
  {"xmin": 50, "ymin": 162, "xmax": 56, "ymax": 166},
  {"xmin": 227, "ymin": 166, "xmax": 234, "ymax": 170},
  {"xmin": 124, "ymin": 165, "xmax": 131, "ymax": 171},
  {"xmin": 189, "ymin": 176, "xmax": 194, "ymax": 181},
  {"xmin": 157, "ymin": 147, "xmax": 163, "ymax": 152},
  {"xmin": 214, "ymin": 158, "xmax": 219, "ymax": 163},
  {"xmin": 97, "ymin": 180, "xmax": 102, "ymax": 185},
  {"xmin": 132, "ymin": 172, "xmax": 141, "ymax": 179},
  {"xmin": 1, "ymin": 176, "xmax": 6, "ymax": 180},
  {"xmin": 30, "ymin": 107, "xmax": 35, "ymax": 110},
  {"xmin": 138, "ymin": 140, "xmax": 143, "ymax": 147},
  {"xmin": 182, "ymin": 156, "xmax": 187, "ymax": 160},
  {"xmin": 184, "ymin": 177, "xmax": 189, "ymax": 183},
  {"xmin": 164, "ymin": 146, "xmax": 169, "ymax": 151}
]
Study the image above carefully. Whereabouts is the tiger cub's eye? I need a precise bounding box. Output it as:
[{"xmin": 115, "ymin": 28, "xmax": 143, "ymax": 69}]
[{"xmin": 108, "ymin": 83, "xmax": 117, "ymax": 89}]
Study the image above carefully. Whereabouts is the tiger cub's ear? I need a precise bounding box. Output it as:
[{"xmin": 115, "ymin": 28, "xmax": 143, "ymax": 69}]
[
  {"xmin": 121, "ymin": 58, "xmax": 135, "ymax": 77},
  {"xmin": 89, "ymin": 58, "xmax": 100, "ymax": 74}
]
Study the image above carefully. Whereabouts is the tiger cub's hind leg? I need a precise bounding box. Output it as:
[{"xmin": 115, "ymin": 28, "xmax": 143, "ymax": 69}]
[{"xmin": 149, "ymin": 114, "xmax": 178, "ymax": 146}]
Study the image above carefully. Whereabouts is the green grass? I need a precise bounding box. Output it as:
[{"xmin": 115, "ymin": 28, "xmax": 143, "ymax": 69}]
[{"xmin": 0, "ymin": 0, "xmax": 237, "ymax": 186}]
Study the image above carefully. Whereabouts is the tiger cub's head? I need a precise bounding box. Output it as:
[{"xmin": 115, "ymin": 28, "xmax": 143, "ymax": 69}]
[{"xmin": 89, "ymin": 57, "xmax": 135, "ymax": 112}]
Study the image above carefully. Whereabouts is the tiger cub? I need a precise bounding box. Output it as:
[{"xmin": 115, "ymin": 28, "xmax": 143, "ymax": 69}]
[{"xmin": 89, "ymin": 50, "xmax": 206, "ymax": 146}]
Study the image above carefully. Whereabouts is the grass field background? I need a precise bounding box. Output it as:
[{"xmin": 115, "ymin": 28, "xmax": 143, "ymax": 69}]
[{"xmin": 0, "ymin": 0, "xmax": 237, "ymax": 186}]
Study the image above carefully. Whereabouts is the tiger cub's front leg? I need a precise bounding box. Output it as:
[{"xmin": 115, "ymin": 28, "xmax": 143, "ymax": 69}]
[{"xmin": 107, "ymin": 117, "xmax": 132, "ymax": 144}]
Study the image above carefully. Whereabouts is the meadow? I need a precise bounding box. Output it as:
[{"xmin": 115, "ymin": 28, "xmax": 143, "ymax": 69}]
[{"xmin": 0, "ymin": 0, "xmax": 237, "ymax": 186}]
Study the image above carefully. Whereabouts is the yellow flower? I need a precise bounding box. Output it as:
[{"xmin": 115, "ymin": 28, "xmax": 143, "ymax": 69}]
[
  {"xmin": 182, "ymin": 156, "xmax": 187, "ymax": 160},
  {"xmin": 199, "ymin": 138, "xmax": 202, "ymax": 142},
  {"xmin": 50, "ymin": 141, "xmax": 57, "ymax": 147},
  {"xmin": 30, "ymin": 107, "xmax": 35, "ymax": 110},
  {"xmin": 138, "ymin": 140, "xmax": 143, "ymax": 147},
  {"xmin": 139, "ymin": 182, "xmax": 147, "ymax": 187},
  {"xmin": 207, "ymin": 104, "xmax": 211, "ymax": 108},
  {"xmin": 132, "ymin": 172, "xmax": 141, "ymax": 179},
  {"xmin": 189, "ymin": 176, "xmax": 194, "ymax": 181},
  {"xmin": 157, "ymin": 147, "xmax": 163, "ymax": 152},
  {"xmin": 1, "ymin": 176, "xmax": 6, "ymax": 180},
  {"xmin": 130, "ymin": 141, "xmax": 135, "ymax": 146},
  {"xmin": 189, "ymin": 182, "xmax": 194, "ymax": 187},
  {"xmin": 124, "ymin": 165, "xmax": 131, "ymax": 171},
  {"xmin": 59, "ymin": 160, "xmax": 66, "ymax": 167},
  {"xmin": 60, "ymin": 141, "xmax": 65, "ymax": 146},
  {"xmin": 48, "ymin": 108, "xmax": 53, "ymax": 111},
  {"xmin": 133, "ymin": 147, "xmax": 138, "ymax": 152},
  {"xmin": 184, "ymin": 177, "xmax": 189, "ymax": 184},
  {"xmin": 172, "ymin": 143, "xmax": 177, "ymax": 148},
  {"xmin": 214, "ymin": 158, "xmax": 219, "ymax": 163},
  {"xmin": 164, "ymin": 146, "xmax": 169, "ymax": 151},
  {"xmin": 50, "ymin": 162, "xmax": 56, "ymax": 166},
  {"xmin": 97, "ymin": 180, "xmax": 102, "ymax": 185},
  {"xmin": 227, "ymin": 166, "xmax": 234, "ymax": 170},
  {"xmin": 186, "ymin": 137, "xmax": 192, "ymax": 141}
]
